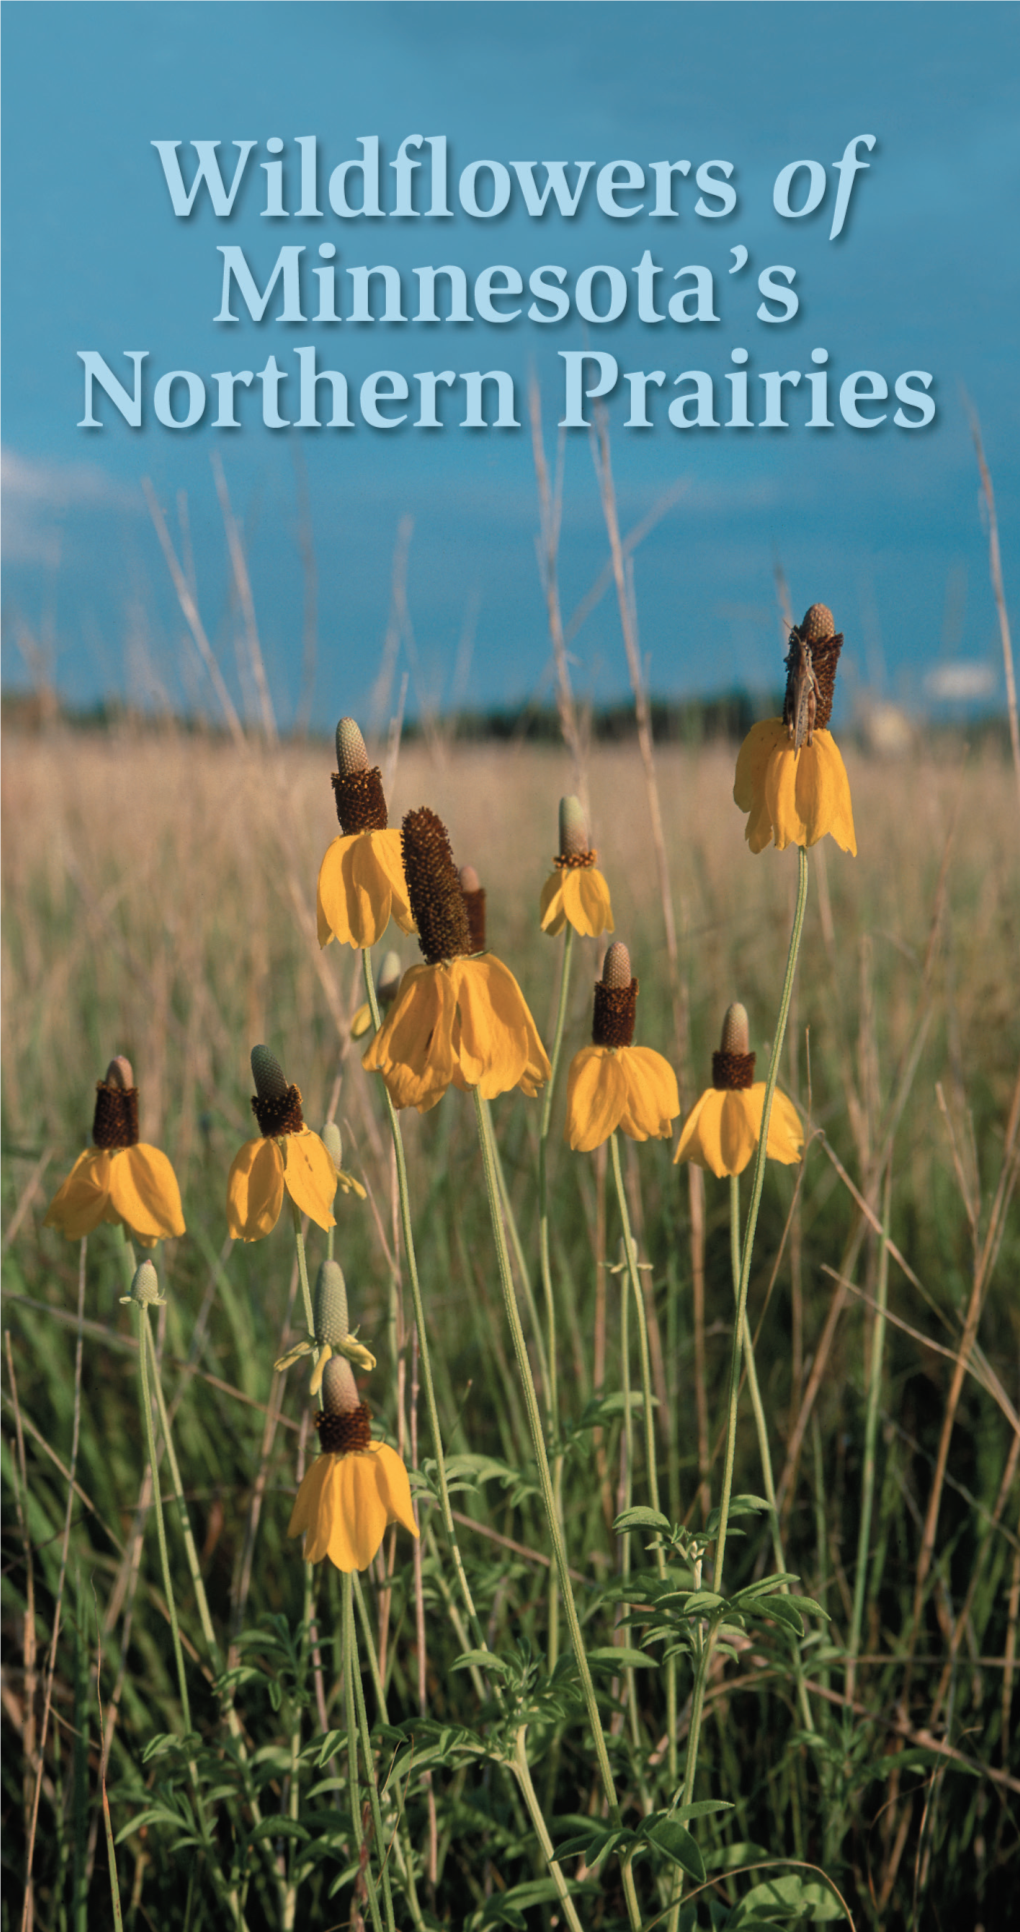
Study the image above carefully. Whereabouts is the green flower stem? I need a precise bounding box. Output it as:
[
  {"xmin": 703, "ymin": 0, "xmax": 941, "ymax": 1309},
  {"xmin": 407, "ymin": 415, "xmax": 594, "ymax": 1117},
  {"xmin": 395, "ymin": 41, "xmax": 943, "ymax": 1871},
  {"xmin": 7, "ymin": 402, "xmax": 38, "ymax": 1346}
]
[
  {"xmin": 347, "ymin": 1576, "xmax": 397, "ymax": 1932},
  {"xmin": 474, "ymin": 1088, "xmax": 642, "ymax": 1932},
  {"xmin": 846, "ymin": 1169, "xmax": 891, "ymax": 1705},
  {"xmin": 511, "ymin": 1727, "xmax": 586, "ymax": 1932},
  {"xmin": 610, "ymin": 1133, "xmax": 677, "ymax": 1783},
  {"xmin": 138, "ymin": 1311, "xmax": 248, "ymax": 1930},
  {"xmin": 343, "ymin": 1574, "xmax": 386, "ymax": 1932},
  {"xmin": 138, "ymin": 1307, "xmax": 191, "ymax": 1732},
  {"xmin": 289, "ymin": 1204, "xmax": 315, "ymax": 1336},
  {"xmin": 681, "ymin": 842, "xmax": 809, "ymax": 1812},
  {"xmin": 538, "ymin": 922, "xmax": 575, "ymax": 1441},
  {"xmin": 538, "ymin": 926, "xmax": 575, "ymax": 1674},
  {"xmin": 351, "ymin": 1576, "xmax": 427, "ymax": 1932},
  {"xmin": 362, "ymin": 951, "xmax": 485, "ymax": 1651},
  {"xmin": 141, "ymin": 1319, "xmax": 278, "ymax": 1897},
  {"xmin": 728, "ymin": 1176, "xmax": 816, "ymax": 1740},
  {"xmin": 485, "ymin": 1094, "xmax": 550, "ymax": 1395}
]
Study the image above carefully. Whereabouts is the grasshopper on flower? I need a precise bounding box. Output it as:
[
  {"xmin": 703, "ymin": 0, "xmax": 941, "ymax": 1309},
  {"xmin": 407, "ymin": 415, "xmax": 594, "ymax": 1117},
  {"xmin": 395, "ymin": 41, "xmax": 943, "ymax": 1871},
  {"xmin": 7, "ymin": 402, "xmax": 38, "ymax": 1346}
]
[{"xmin": 783, "ymin": 632, "xmax": 818, "ymax": 750}]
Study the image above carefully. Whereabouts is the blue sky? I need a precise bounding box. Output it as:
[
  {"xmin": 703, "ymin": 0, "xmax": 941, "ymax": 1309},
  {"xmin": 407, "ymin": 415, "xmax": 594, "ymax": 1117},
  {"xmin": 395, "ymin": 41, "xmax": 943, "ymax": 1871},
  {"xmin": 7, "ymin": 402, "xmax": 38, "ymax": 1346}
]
[{"xmin": 2, "ymin": 1, "xmax": 1017, "ymax": 728}]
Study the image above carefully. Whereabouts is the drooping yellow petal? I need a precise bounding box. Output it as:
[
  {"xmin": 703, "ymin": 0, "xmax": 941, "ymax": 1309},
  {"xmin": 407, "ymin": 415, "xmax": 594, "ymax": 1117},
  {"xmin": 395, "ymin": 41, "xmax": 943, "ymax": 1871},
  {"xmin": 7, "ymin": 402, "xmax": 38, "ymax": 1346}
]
[
  {"xmin": 566, "ymin": 867, "xmax": 615, "ymax": 939},
  {"xmin": 44, "ymin": 1149, "xmax": 114, "ymax": 1239},
  {"xmin": 331, "ymin": 1452, "xmax": 391, "ymax": 1571},
  {"xmin": 282, "ymin": 1130, "xmax": 337, "ymax": 1231},
  {"xmin": 763, "ymin": 1087, "xmax": 805, "ymax": 1164},
  {"xmin": 674, "ymin": 1089, "xmax": 730, "ymax": 1177},
  {"xmin": 107, "ymin": 1145, "xmax": 186, "ymax": 1246},
  {"xmin": 227, "ymin": 1137, "xmax": 285, "ymax": 1241},
  {"xmin": 354, "ymin": 827, "xmax": 416, "ymax": 935},
  {"xmin": 802, "ymin": 732, "xmax": 857, "ymax": 855},
  {"xmin": 565, "ymin": 1046, "xmax": 627, "ymax": 1151},
  {"xmin": 718, "ymin": 1092, "xmax": 761, "ymax": 1176},
  {"xmin": 317, "ymin": 835, "xmax": 360, "ymax": 947},
  {"xmin": 734, "ymin": 719, "xmax": 784, "ymax": 813},
  {"xmin": 367, "ymin": 1442, "xmax": 420, "ymax": 1540},
  {"xmin": 539, "ymin": 872, "xmax": 567, "ymax": 935},
  {"xmin": 288, "ymin": 1454, "xmax": 335, "ymax": 1561},
  {"xmin": 735, "ymin": 719, "xmax": 856, "ymax": 856},
  {"xmin": 363, "ymin": 963, "xmax": 458, "ymax": 1112},
  {"xmin": 618, "ymin": 1047, "xmax": 680, "ymax": 1142},
  {"xmin": 452, "ymin": 955, "xmax": 550, "ymax": 1099},
  {"xmin": 675, "ymin": 1082, "xmax": 802, "ymax": 1178}
]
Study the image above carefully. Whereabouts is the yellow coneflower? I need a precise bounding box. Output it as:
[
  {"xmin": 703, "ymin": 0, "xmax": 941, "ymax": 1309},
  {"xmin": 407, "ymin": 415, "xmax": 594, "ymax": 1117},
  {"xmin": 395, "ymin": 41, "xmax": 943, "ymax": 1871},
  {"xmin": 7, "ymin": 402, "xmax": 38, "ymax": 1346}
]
[
  {"xmin": 44, "ymin": 1058, "xmax": 185, "ymax": 1248},
  {"xmin": 317, "ymin": 719, "xmax": 417, "ymax": 949},
  {"xmin": 288, "ymin": 1355, "xmax": 418, "ymax": 1573},
  {"xmin": 539, "ymin": 795, "xmax": 615, "ymax": 937},
  {"xmin": 674, "ymin": 1003, "xmax": 803, "ymax": 1179},
  {"xmin": 363, "ymin": 807, "xmax": 550, "ymax": 1113},
  {"xmin": 227, "ymin": 1047, "xmax": 337, "ymax": 1240},
  {"xmin": 565, "ymin": 943, "xmax": 679, "ymax": 1153},
  {"xmin": 734, "ymin": 605, "xmax": 857, "ymax": 856}
]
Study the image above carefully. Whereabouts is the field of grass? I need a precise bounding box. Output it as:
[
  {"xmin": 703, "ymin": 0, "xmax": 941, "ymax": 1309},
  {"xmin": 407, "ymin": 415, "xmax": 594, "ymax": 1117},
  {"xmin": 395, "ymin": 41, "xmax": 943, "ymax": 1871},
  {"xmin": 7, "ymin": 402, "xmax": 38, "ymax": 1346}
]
[{"xmin": 3, "ymin": 719, "xmax": 1019, "ymax": 1932}]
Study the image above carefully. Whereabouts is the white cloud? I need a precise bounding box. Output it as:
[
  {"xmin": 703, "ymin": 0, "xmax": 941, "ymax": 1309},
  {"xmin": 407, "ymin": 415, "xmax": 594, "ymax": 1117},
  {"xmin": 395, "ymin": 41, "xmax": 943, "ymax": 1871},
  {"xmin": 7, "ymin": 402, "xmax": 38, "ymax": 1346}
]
[{"xmin": 1, "ymin": 447, "xmax": 139, "ymax": 565}]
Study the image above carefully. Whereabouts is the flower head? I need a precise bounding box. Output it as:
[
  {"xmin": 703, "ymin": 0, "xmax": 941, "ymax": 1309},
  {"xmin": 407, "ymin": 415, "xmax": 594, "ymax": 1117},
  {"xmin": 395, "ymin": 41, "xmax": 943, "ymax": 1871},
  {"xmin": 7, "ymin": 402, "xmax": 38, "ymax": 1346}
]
[
  {"xmin": 317, "ymin": 718, "xmax": 417, "ymax": 949},
  {"xmin": 539, "ymin": 795, "xmax": 615, "ymax": 938},
  {"xmin": 363, "ymin": 807, "xmax": 550, "ymax": 1112},
  {"xmin": 275, "ymin": 1256, "xmax": 377, "ymax": 1390},
  {"xmin": 674, "ymin": 1003, "xmax": 803, "ymax": 1179},
  {"xmin": 565, "ymin": 943, "xmax": 679, "ymax": 1152},
  {"xmin": 288, "ymin": 1354, "xmax": 418, "ymax": 1573},
  {"xmin": 44, "ymin": 1057, "xmax": 186, "ymax": 1248},
  {"xmin": 227, "ymin": 1047, "xmax": 337, "ymax": 1240},
  {"xmin": 734, "ymin": 605, "xmax": 856, "ymax": 856}
]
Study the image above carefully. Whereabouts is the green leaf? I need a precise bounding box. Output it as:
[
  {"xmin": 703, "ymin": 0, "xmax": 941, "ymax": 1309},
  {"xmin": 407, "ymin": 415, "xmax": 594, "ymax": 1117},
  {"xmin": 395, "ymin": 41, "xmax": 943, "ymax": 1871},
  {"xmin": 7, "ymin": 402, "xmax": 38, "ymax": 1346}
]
[
  {"xmin": 452, "ymin": 1648, "xmax": 510, "ymax": 1675},
  {"xmin": 644, "ymin": 1820, "xmax": 706, "ymax": 1884},
  {"xmin": 763, "ymin": 1597, "xmax": 804, "ymax": 1637},
  {"xmin": 248, "ymin": 1816, "xmax": 309, "ymax": 1846},
  {"xmin": 555, "ymin": 1828, "xmax": 622, "ymax": 1862},
  {"xmin": 587, "ymin": 1646, "xmax": 657, "ymax": 1670},
  {"xmin": 730, "ymin": 1871, "xmax": 847, "ymax": 1923},
  {"xmin": 614, "ymin": 1506, "xmax": 671, "ymax": 1534}
]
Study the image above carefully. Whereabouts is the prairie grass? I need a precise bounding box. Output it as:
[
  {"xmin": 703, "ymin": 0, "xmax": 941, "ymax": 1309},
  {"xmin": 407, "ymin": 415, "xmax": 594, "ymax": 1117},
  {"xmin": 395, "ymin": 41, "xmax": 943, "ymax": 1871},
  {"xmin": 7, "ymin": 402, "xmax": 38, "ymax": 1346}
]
[{"xmin": 3, "ymin": 721, "xmax": 1019, "ymax": 1931}]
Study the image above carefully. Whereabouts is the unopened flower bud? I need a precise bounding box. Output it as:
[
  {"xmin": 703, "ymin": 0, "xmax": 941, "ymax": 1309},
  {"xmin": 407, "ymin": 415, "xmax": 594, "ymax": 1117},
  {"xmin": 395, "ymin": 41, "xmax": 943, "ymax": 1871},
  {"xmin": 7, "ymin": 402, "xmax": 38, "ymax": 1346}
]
[
  {"xmin": 336, "ymin": 717, "xmax": 370, "ymax": 776},
  {"xmin": 720, "ymin": 1003, "xmax": 750, "ymax": 1056},
  {"xmin": 314, "ymin": 1258, "xmax": 349, "ymax": 1345},
  {"xmin": 120, "ymin": 1258, "xmax": 166, "ymax": 1307},
  {"xmin": 320, "ymin": 1121, "xmax": 343, "ymax": 1170},
  {"xmin": 559, "ymin": 795, "xmax": 589, "ymax": 858}
]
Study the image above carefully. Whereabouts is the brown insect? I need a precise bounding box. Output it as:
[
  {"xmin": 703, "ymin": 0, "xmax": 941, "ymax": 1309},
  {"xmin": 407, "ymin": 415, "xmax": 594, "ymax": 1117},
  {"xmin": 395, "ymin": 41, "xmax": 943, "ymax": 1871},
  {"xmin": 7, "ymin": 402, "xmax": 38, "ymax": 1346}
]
[{"xmin": 784, "ymin": 632, "xmax": 817, "ymax": 750}]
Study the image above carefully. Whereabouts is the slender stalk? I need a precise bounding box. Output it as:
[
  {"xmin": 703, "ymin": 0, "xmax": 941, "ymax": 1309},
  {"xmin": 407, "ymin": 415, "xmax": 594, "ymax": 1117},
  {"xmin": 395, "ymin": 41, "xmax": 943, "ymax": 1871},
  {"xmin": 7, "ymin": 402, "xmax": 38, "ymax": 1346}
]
[
  {"xmin": 486, "ymin": 1095, "xmax": 550, "ymax": 1395},
  {"xmin": 681, "ymin": 843, "xmax": 809, "ymax": 1811},
  {"xmin": 362, "ymin": 951, "xmax": 485, "ymax": 1649},
  {"xmin": 289, "ymin": 1204, "xmax": 315, "ymax": 1336},
  {"xmin": 347, "ymin": 1580, "xmax": 397, "ymax": 1932},
  {"xmin": 846, "ymin": 1169, "xmax": 891, "ymax": 1703},
  {"xmin": 343, "ymin": 1574, "xmax": 385, "ymax": 1932},
  {"xmin": 611, "ymin": 1134, "xmax": 677, "ymax": 1781},
  {"xmin": 137, "ymin": 1307, "xmax": 191, "ymax": 1733},
  {"xmin": 511, "ymin": 1728, "xmax": 586, "ymax": 1932},
  {"xmin": 538, "ymin": 922, "xmax": 575, "ymax": 1440},
  {"xmin": 473, "ymin": 1088, "xmax": 642, "ymax": 1932},
  {"xmin": 538, "ymin": 925, "xmax": 575, "ymax": 1674}
]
